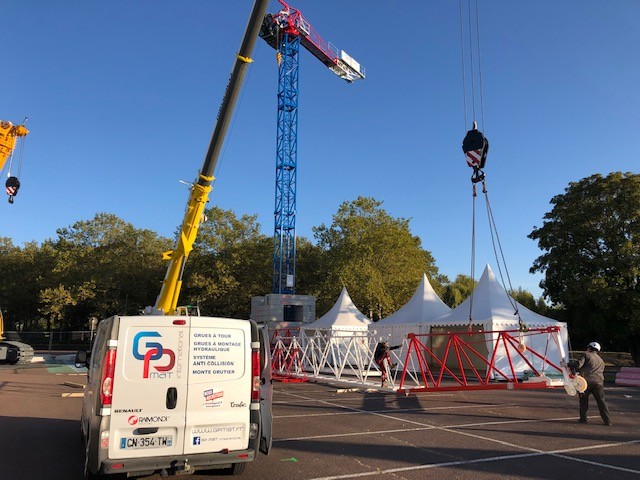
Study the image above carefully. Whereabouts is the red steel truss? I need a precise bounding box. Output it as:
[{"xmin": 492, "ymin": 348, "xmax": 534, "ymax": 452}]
[
  {"xmin": 397, "ymin": 326, "xmax": 566, "ymax": 394},
  {"xmin": 271, "ymin": 328, "xmax": 308, "ymax": 383}
]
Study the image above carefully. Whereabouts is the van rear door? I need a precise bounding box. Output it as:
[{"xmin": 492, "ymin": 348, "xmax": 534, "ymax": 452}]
[
  {"xmin": 258, "ymin": 325, "xmax": 273, "ymax": 455},
  {"xmin": 109, "ymin": 316, "xmax": 188, "ymax": 460},
  {"xmin": 183, "ymin": 317, "xmax": 252, "ymax": 454}
]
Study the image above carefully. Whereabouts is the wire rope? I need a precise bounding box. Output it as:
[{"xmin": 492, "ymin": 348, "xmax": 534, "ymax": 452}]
[
  {"xmin": 458, "ymin": 0, "xmax": 469, "ymax": 131},
  {"xmin": 16, "ymin": 135, "xmax": 26, "ymax": 178},
  {"xmin": 469, "ymin": 184, "xmax": 477, "ymax": 326},
  {"xmin": 473, "ymin": 0, "xmax": 486, "ymax": 131},
  {"xmin": 466, "ymin": 0, "xmax": 477, "ymax": 123},
  {"xmin": 461, "ymin": 1, "xmax": 523, "ymax": 331},
  {"xmin": 483, "ymin": 185, "xmax": 526, "ymax": 331},
  {"xmin": 6, "ymin": 150, "xmax": 14, "ymax": 177}
]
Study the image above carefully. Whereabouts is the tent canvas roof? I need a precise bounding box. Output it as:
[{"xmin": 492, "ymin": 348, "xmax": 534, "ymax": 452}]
[
  {"xmin": 377, "ymin": 274, "xmax": 451, "ymax": 326},
  {"xmin": 432, "ymin": 264, "xmax": 563, "ymax": 327},
  {"xmin": 307, "ymin": 287, "xmax": 371, "ymax": 329}
]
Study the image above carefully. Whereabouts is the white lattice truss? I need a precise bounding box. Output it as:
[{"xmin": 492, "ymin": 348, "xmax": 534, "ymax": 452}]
[
  {"xmin": 271, "ymin": 328, "xmax": 427, "ymax": 390},
  {"xmin": 270, "ymin": 327, "xmax": 576, "ymax": 394}
]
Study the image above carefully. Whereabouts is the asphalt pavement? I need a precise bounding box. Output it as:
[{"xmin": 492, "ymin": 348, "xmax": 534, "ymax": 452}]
[{"xmin": 1, "ymin": 357, "xmax": 638, "ymax": 479}]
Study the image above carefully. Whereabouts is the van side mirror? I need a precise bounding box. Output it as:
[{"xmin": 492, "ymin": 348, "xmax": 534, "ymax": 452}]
[{"xmin": 75, "ymin": 350, "xmax": 88, "ymax": 368}]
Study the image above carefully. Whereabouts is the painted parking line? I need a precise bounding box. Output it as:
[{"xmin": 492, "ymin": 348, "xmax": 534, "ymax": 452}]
[
  {"xmin": 274, "ymin": 402, "xmax": 511, "ymax": 419},
  {"xmin": 279, "ymin": 390, "xmax": 640, "ymax": 477},
  {"xmin": 276, "ymin": 415, "xmax": 579, "ymax": 442},
  {"xmin": 307, "ymin": 440, "xmax": 640, "ymax": 480},
  {"xmin": 279, "ymin": 390, "xmax": 532, "ymax": 430}
]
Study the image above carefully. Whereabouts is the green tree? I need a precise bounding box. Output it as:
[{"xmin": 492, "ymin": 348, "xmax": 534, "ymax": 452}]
[
  {"xmin": 48, "ymin": 213, "xmax": 172, "ymax": 325},
  {"xmin": 510, "ymin": 287, "xmax": 536, "ymax": 311},
  {"xmin": 313, "ymin": 197, "xmax": 441, "ymax": 320},
  {"xmin": 442, "ymin": 274, "xmax": 476, "ymax": 308},
  {"xmin": 38, "ymin": 283, "xmax": 95, "ymax": 332},
  {"xmin": 529, "ymin": 172, "xmax": 640, "ymax": 363},
  {"xmin": 0, "ymin": 240, "xmax": 58, "ymax": 330},
  {"xmin": 183, "ymin": 207, "xmax": 272, "ymax": 318}
]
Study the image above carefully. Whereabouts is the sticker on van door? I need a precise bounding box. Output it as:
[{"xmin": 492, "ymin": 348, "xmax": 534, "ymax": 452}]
[
  {"xmin": 191, "ymin": 424, "xmax": 246, "ymax": 448},
  {"xmin": 127, "ymin": 329, "xmax": 185, "ymax": 380},
  {"xmin": 133, "ymin": 331, "xmax": 176, "ymax": 379},
  {"xmin": 203, "ymin": 388, "xmax": 224, "ymax": 408}
]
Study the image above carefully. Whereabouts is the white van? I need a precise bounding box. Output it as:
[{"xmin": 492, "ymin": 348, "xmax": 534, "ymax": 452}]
[{"xmin": 78, "ymin": 315, "xmax": 272, "ymax": 478}]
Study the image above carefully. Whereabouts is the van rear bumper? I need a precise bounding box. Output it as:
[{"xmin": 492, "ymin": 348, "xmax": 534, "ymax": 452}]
[{"xmin": 101, "ymin": 448, "xmax": 257, "ymax": 475}]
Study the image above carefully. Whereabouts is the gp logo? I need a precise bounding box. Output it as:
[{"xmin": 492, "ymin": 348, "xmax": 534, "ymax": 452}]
[{"xmin": 133, "ymin": 331, "xmax": 176, "ymax": 379}]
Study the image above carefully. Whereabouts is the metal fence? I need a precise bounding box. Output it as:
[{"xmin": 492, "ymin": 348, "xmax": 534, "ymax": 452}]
[{"xmin": 3, "ymin": 330, "xmax": 93, "ymax": 351}]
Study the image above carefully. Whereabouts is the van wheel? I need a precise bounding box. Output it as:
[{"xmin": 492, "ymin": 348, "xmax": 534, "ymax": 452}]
[{"xmin": 230, "ymin": 462, "xmax": 246, "ymax": 475}]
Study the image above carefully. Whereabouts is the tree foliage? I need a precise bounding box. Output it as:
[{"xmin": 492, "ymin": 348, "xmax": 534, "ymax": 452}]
[
  {"xmin": 1, "ymin": 214, "xmax": 171, "ymax": 330},
  {"xmin": 442, "ymin": 274, "xmax": 476, "ymax": 308},
  {"xmin": 1, "ymin": 199, "xmax": 548, "ymax": 343},
  {"xmin": 312, "ymin": 197, "xmax": 441, "ymax": 320},
  {"xmin": 529, "ymin": 172, "xmax": 640, "ymax": 361},
  {"xmin": 182, "ymin": 206, "xmax": 272, "ymax": 318}
]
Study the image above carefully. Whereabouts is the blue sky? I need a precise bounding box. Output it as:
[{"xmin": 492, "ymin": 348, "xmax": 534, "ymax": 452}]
[{"xmin": 2, "ymin": 1, "xmax": 639, "ymax": 298}]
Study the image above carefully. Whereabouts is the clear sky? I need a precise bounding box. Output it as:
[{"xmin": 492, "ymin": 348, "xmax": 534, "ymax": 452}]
[{"xmin": 2, "ymin": 1, "xmax": 639, "ymax": 298}]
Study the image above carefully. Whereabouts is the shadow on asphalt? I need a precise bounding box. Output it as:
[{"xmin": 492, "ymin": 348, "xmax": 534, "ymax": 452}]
[{"xmin": 0, "ymin": 416, "xmax": 84, "ymax": 480}]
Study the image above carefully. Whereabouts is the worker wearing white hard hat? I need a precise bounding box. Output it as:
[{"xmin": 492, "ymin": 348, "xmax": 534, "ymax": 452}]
[{"xmin": 569, "ymin": 341, "xmax": 611, "ymax": 426}]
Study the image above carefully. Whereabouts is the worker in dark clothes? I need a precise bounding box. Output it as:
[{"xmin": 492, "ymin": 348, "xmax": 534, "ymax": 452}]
[
  {"xmin": 374, "ymin": 341, "xmax": 400, "ymax": 387},
  {"xmin": 570, "ymin": 341, "xmax": 611, "ymax": 425}
]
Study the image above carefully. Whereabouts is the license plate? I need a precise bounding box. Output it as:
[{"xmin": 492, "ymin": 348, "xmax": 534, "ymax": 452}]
[{"xmin": 120, "ymin": 435, "xmax": 173, "ymax": 449}]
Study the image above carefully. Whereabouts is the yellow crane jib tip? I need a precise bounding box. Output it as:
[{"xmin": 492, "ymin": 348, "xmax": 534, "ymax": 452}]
[
  {"xmin": 237, "ymin": 54, "xmax": 254, "ymax": 63},
  {"xmin": 14, "ymin": 125, "xmax": 29, "ymax": 137}
]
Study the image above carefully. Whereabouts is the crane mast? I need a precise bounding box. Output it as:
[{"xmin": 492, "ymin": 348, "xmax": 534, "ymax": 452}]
[{"xmin": 260, "ymin": 0, "xmax": 365, "ymax": 295}]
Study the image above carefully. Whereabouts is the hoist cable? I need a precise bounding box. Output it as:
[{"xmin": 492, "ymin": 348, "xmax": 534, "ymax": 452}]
[
  {"xmin": 483, "ymin": 185, "xmax": 524, "ymax": 327},
  {"xmin": 484, "ymin": 188, "xmax": 513, "ymax": 295},
  {"xmin": 6, "ymin": 150, "xmax": 14, "ymax": 177},
  {"xmin": 459, "ymin": 0, "xmax": 487, "ymax": 132},
  {"xmin": 16, "ymin": 136, "xmax": 25, "ymax": 178},
  {"xmin": 458, "ymin": 0, "xmax": 469, "ymax": 131},
  {"xmin": 469, "ymin": 183, "xmax": 477, "ymax": 326},
  {"xmin": 466, "ymin": 0, "xmax": 477, "ymax": 123},
  {"xmin": 473, "ymin": 0, "xmax": 486, "ymax": 131}
]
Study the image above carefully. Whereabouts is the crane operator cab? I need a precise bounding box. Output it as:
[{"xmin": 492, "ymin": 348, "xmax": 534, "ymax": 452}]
[{"xmin": 76, "ymin": 316, "xmax": 272, "ymax": 478}]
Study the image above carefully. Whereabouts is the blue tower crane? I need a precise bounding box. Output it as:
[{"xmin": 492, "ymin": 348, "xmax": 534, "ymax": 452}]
[{"xmin": 260, "ymin": 0, "xmax": 365, "ymax": 295}]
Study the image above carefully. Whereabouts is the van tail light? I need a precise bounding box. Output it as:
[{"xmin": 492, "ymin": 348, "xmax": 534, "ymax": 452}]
[
  {"xmin": 101, "ymin": 349, "xmax": 117, "ymax": 406},
  {"xmin": 251, "ymin": 350, "xmax": 260, "ymax": 403}
]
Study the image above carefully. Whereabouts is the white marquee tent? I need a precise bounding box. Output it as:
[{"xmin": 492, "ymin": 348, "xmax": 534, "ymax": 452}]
[
  {"xmin": 429, "ymin": 264, "xmax": 570, "ymax": 377},
  {"xmin": 371, "ymin": 274, "xmax": 451, "ymax": 346},
  {"xmin": 303, "ymin": 287, "xmax": 372, "ymax": 369},
  {"xmin": 306, "ymin": 286, "xmax": 372, "ymax": 332}
]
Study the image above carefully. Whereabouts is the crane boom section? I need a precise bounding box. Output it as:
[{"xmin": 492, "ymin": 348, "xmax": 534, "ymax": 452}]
[
  {"xmin": 260, "ymin": 4, "xmax": 365, "ymax": 82},
  {"xmin": 153, "ymin": 0, "xmax": 271, "ymax": 315},
  {"xmin": 154, "ymin": 175, "xmax": 212, "ymax": 315},
  {"xmin": 0, "ymin": 121, "xmax": 29, "ymax": 172}
]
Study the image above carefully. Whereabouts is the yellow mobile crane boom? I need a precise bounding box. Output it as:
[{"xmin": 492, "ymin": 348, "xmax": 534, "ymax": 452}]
[
  {"xmin": 151, "ymin": 0, "xmax": 270, "ymax": 315},
  {"xmin": 0, "ymin": 120, "xmax": 28, "ymax": 171},
  {"xmin": 0, "ymin": 119, "xmax": 29, "ymax": 204}
]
